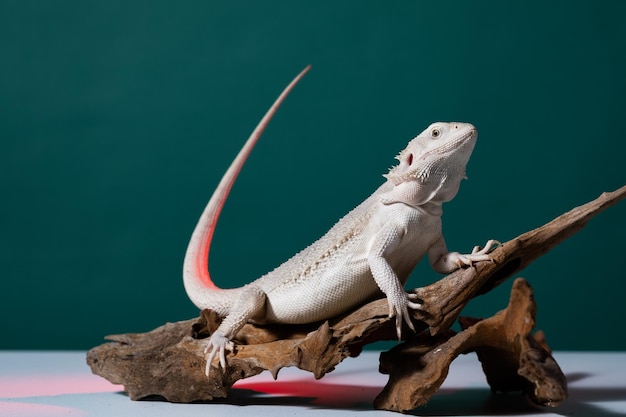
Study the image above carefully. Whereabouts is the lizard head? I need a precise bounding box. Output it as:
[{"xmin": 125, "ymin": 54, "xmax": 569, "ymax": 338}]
[{"xmin": 382, "ymin": 122, "xmax": 477, "ymax": 208}]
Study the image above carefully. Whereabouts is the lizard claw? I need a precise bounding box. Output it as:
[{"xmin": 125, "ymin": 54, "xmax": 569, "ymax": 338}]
[
  {"xmin": 471, "ymin": 239, "xmax": 501, "ymax": 256},
  {"xmin": 389, "ymin": 292, "xmax": 422, "ymax": 340},
  {"xmin": 451, "ymin": 239, "xmax": 500, "ymax": 268},
  {"xmin": 203, "ymin": 331, "xmax": 235, "ymax": 377}
]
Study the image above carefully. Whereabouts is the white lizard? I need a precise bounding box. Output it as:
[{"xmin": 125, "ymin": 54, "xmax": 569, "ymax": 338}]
[{"xmin": 183, "ymin": 66, "xmax": 497, "ymax": 375}]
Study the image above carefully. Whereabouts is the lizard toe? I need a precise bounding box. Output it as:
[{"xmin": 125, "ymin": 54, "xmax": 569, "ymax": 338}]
[
  {"xmin": 203, "ymin": 332, "xmax": 235, "ymax": 377},
  {"xmin": 471, "ymin": 239, "xmax": 501, "ymax": 256}
]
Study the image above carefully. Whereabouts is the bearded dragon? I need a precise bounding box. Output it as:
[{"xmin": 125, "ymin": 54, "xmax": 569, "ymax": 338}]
[{"xmin": 183, "ymin": 66, "xmax": 497, "ymax": 375}]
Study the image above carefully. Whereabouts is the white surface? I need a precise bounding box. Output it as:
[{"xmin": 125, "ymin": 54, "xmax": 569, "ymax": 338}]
[{"xmin": 0, "ymin": 351, "xmax": 625, "ymax": 416}]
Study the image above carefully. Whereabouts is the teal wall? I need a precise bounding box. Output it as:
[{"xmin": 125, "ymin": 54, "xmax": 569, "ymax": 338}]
[{"xmin": 1, "ymin": 1, "xmax": 624, "ymax": 351}]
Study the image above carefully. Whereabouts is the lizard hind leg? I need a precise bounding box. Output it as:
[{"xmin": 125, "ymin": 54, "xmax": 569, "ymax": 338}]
[{"xmin": 203, "ymin": 285, "xmax": 267, "ymax": 376}]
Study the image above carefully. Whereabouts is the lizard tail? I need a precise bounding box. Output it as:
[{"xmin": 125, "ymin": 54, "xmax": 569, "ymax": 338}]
[{"xmin": 182, "ymin": 66, "xmax": 311, "ymax": 306}]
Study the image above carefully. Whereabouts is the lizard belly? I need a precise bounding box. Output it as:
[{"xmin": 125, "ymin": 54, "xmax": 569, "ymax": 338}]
[{"xmin": 262, "ymin": 253, "xmax": 380, "ymax": 324}]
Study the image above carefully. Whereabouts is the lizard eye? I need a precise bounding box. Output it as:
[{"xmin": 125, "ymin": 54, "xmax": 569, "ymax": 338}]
[
  {"xmin": 406, "ymin": 153, "xmax": 414, "ymax": 166},
  {"xmin": 431, "ymin": 128, "xmax": 441, "ymax": 139}
]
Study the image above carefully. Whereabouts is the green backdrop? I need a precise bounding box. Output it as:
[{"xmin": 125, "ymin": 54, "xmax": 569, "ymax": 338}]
[{"xmin": 1, "ymin": 1, "xmax": 625, "ymax": 351}]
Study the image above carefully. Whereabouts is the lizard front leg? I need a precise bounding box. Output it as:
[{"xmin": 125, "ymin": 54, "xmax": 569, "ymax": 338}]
[
  {"xmin": 203, "ymin": 285, "xmax": 266, "ymax": 376},
  {"xmin": 428, "ymin": 236, "xmax": 499, "ymax": 274},
  {"xmin": 367, "ymin": 227, "xmax": 421, "ymax": 339}
]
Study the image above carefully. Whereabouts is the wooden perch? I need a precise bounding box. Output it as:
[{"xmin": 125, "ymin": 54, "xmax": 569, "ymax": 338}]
[
  {"xmin": 409, "ymin": 184, "xmax": 626, "ymax": 335},
  {"xmin": 87, "ymin": 185, "xmax": 626, "ymax": 411},
  {"xmin": 375, "ymin": 278, "xmax": 568, "ymax": 412}
]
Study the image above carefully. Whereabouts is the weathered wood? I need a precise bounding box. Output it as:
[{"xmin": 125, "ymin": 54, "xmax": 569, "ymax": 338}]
[
  {"xmin": 374, "ymin": 278, "xmax": 567, "ymax": 412},
  {"xmin": 86, "ymin": 185, "xmax": 625, "ymax": 411}
]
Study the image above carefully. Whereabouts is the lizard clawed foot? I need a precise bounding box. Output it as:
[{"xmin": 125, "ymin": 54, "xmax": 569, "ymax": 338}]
[
  {"xmin": 388, "ymin": 292, "xmax": 422, "ymax": 340},
  {"xmin": 450, "ymin": 239, "xmax": 500, "ymax": 268},
  {"xmin": 471, "ymin": 239, "xmax": 501, "ymax": 256},
  {"xmin": 203, "ymin": 331, "xmax": 235, "ymax": 377}
]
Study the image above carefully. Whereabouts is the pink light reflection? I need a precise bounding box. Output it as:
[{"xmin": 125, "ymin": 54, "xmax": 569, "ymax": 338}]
[
  {"xmin": 236, "ymin": 378, "xmax": 381, "ymax": 407},
  {"xmin": 0, "ymin": 374, "xmax": 120, "ymax": 398}
]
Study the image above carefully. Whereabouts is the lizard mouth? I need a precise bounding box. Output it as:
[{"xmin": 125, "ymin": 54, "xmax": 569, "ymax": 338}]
[{"xmin": 444, "ymin": 124, "xmax": 476, "ymax": 146}]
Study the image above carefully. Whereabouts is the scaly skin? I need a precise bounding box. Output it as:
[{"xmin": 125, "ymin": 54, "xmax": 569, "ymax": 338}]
[{"xmin": 183, "ymin": 67, "xmax": 497, "ymax": 375}]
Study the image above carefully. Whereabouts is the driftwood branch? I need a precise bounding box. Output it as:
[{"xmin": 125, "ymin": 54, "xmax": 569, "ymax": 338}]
[
  {"xmin": 375, "ymin": 278, "xmax": 568, "ymax": 412},
  {"xmin": 87, "ymin": 185, "xmax": 626, "ymax": 411},
  {"xmin": 410, "ymin": 184, "xmax": 626, "ymax": 335}
]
